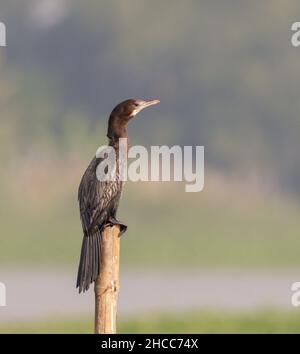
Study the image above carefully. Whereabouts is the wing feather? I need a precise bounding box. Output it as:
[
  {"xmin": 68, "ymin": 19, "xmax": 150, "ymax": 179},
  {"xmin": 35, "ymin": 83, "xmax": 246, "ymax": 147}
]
[{"xmin": 78, "ymin": 157, "xmax": 120, "ymax": 235}]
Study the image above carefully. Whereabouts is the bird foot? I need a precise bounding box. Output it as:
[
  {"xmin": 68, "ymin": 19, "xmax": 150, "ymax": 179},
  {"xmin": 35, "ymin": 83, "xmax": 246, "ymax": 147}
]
[{"xmin": 107, "ymin": 217, "xmax": 127, "ymax": 236}]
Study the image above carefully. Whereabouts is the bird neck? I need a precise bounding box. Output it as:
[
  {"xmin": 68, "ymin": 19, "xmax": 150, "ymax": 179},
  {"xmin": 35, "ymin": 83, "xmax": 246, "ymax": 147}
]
[
  {"xmin": 108, "ymin": 136, "xmax": 129, "ymax": 150},
  {"xmin": 107, "ymin": 115, "xmax": 128, "ymax": 150},
  {"xmin": 107, "ymin": 114, "xmax": 129, "ymax": 146}
]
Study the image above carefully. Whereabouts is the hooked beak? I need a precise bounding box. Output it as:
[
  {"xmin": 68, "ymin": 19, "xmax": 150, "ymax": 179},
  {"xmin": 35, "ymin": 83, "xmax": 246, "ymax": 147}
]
[
  {"xmin": 137, "ymin": 99, "xmax": 160, "ymax": 112},
  {"xmin": 131, "ymin": 99, "xmax": 160, "ymax": 117},
  {"xmin": 140, "ymin": 99, "xmax": 160, "ymax": 108}
]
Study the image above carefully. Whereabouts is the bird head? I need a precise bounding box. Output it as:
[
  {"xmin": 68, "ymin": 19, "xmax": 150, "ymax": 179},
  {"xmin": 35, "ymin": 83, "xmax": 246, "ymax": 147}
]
[
  {"xmin": 112, "ymin": 99, "xmax": 160, "ymax": 120},
  {"xmin": 107, "ymin": 98, "xmax": 160, "ymax": 139}
]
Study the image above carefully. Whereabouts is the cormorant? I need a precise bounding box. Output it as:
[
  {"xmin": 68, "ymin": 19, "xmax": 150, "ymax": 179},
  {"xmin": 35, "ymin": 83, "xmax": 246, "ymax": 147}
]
[{"xmin": 76, "ymin": 99, "xmax": 160, "ymax": 293}]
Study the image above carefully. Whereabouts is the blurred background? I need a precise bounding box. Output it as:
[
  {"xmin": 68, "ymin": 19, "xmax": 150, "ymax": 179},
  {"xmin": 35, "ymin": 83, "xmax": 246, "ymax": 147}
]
[{"xmin": 1, "ymin": 0, "xmax": 300, "ymax": 333}]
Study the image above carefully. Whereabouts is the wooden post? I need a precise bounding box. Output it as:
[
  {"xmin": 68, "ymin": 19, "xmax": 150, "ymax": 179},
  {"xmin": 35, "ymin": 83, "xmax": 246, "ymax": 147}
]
[{"xmin": 94, "ymin": 225, "xmax": 121, "ymax": 334}]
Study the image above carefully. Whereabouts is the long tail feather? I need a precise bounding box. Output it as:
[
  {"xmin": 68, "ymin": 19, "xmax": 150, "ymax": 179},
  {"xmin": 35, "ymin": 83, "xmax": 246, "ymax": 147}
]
[{"xmin": 76, "ymin": 231, "xmax": 101, "ymax": 293}]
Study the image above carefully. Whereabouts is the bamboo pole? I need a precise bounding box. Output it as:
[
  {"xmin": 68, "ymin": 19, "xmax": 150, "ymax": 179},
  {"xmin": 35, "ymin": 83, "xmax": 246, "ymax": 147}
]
[{"xmin": 94, "ymin": 225, "xmax": 121, "ymax": 334}]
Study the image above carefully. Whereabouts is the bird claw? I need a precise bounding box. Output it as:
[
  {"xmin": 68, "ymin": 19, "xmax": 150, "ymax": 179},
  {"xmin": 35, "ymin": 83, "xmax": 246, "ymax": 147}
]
[{"xmin": 107, "ymin": 217, "xmax": 127, "ymax": 236}]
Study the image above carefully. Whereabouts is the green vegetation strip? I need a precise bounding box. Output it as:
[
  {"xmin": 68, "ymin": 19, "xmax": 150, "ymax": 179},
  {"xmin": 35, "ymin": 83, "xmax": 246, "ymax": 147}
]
[{"xmin": 1, "ymin": 311, "xmax": 300, "ymax": 334}]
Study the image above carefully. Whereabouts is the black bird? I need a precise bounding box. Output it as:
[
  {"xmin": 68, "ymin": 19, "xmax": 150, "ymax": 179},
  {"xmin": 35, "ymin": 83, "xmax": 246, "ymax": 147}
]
[{"xmin": 77, "ymin": 99, "xmax": 160, "ymax": 293}]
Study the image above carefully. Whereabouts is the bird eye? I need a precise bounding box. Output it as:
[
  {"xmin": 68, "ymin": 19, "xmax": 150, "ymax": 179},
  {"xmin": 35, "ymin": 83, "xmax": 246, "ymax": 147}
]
[{"xmin": 134, "ymin": 103, "xmax": 139, "ymax": 107}]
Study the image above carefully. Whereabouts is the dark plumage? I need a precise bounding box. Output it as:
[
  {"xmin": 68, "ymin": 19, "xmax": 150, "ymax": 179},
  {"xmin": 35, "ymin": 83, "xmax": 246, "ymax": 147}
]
[{"xmin": 77, "ymin": 99, "xmax": 160, "ymax": 293}]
